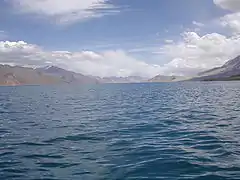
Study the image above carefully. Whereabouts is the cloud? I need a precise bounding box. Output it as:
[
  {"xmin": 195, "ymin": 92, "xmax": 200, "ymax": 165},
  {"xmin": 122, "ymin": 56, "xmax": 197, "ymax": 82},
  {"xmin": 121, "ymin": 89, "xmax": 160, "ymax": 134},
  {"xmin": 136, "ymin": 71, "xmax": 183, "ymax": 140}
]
[
  {"xmin": 7, "ymin": 0, "xmax": 120, "ymax": 24},
  {"xmin": 219, "ymin": 12, "xmax": 240, "ymax": 33},
  {"xmin": 214, "ymin": 0, "xmax": 240, "ymax": 33},
  {"xmin": 192, "ymin": 21, "xmax": 205, "ymax": 27},
  {"xmin": 0, "ymin": 31, "xmax": 7, "ymax": 40},
  {"xmin": 214, "ymin": 0, "xmax": 240, "ymax": 12},
  {"xmin": 157, "ymin": 31, "xmax": 240, "ymax": 75},
  {"xmin": 149, "ymin": 0, "xmax": 240, "ymax": 76},
  {"xmin": 0, "ymin": 41, "xmax": 164, "ymax": 78},
  {"xmin": 164, "ymin": 39, "xmax": 174, "ymax": 44}
]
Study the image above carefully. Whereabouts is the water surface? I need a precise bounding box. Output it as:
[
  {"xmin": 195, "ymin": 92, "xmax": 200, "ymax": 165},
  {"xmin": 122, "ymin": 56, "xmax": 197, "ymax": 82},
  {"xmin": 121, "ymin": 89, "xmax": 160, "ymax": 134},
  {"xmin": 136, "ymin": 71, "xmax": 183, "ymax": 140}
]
[{"xmin": 0, "ymin": 82, "xmax": 240, "ymax": 179}]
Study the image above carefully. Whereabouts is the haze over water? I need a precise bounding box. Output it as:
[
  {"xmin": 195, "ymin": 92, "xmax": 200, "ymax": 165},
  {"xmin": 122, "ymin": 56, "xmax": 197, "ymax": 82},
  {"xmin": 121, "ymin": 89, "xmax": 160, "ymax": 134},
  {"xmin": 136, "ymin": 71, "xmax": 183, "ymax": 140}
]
[{"xmin": 0, "ymin": 82, "xmax": 240, "ymax": 180}]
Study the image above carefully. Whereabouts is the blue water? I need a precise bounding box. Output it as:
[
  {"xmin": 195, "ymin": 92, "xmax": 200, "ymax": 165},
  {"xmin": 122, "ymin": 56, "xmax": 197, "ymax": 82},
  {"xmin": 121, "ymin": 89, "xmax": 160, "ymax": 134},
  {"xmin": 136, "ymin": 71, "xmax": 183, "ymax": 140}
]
[{"xmin": 0, "ymin": 82, "xmax": 240, "ymax": 180}]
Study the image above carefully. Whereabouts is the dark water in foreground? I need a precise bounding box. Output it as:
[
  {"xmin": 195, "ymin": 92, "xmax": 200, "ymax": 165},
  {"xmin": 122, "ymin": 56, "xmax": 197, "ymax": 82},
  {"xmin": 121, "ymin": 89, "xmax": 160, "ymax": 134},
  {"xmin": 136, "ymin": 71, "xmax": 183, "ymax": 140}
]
[{"xmin": 0, "ymin": 82, "xmax": 240, "ymax": 180}]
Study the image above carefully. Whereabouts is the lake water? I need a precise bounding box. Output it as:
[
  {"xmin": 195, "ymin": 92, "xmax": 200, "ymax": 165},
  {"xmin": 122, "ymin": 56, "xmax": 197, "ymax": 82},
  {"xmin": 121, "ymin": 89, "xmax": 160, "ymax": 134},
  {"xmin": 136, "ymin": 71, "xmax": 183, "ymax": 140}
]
[{"xmin": 0, "ymin": 82, "xmax": 240, "ymax": 180}]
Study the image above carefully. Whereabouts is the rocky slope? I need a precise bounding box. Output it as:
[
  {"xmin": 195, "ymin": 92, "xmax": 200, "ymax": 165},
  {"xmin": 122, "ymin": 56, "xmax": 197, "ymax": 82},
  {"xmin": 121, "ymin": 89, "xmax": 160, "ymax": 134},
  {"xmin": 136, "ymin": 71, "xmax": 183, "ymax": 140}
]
[{"xmin": 192, "ymin": 55, "xmax": 240, "ymax": 81}]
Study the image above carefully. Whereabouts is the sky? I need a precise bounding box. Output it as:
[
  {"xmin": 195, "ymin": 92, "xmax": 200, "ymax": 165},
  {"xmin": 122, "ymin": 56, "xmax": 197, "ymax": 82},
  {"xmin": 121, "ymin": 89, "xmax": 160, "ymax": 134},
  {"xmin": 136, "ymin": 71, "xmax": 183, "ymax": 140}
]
[{"xmin": 1, "ymin": 0, "xmax": 240, "ymax": 77}]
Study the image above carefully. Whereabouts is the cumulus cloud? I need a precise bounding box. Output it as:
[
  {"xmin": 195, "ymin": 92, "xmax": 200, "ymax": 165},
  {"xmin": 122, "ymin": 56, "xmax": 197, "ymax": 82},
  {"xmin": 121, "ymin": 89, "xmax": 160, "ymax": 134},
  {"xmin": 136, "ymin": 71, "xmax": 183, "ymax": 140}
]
[
  {"xmin": 0, "ymin": 41, "xmax": 164, "ymax": 78},
  {"xmin": 157, "ymin": 31, "xmax": 240, "ymax": 75},
  {"xmin": 214, "ymin": 0, "xmax": 240, "ymax": 33},
  {"xmin": 214, "ymin": 0, "xmax": 240, "ymax": 12},
  {"xmin": 7, "ymin": 0, "xmax": 119, "ymax": 24},
  {"xmin": 219, "ymin": 12, "xmax": 240, "ymax": 33}
]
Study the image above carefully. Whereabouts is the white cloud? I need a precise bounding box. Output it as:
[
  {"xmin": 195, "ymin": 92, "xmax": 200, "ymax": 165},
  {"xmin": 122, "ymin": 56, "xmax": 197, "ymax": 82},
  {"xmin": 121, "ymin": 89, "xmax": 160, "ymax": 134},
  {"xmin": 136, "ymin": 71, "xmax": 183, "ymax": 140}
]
[
  {"xmin": 0, "ymin": 41, "xmax": 164, "ymax": 78},
  {"xmin": 164, "ymin": 39, "xmax": 174, "ymax": 44},
  {"xmin": 0, "ymin": 31, "xmax": 7, "ymax": 40},
  {"xmin": 214, "ymin": 0, "xmax": 240, "ymax": 33},
  {"xmin": 7, "ymin": 0, "xmax": 119, "ymax": 24},
  {"xmin": 214, "ymin": 0, "xmax": 240, "ymax": 12},
  {"xmin": 219, "ymin": 12, "xmax": 240, "ymax": 33},
  {"xmin": 157, "ymin": 32, "xmax": 240, "ymax": 75},
  {"xmin": 192, "ymin": 21, "xmax": 205, "ymax": 27}
]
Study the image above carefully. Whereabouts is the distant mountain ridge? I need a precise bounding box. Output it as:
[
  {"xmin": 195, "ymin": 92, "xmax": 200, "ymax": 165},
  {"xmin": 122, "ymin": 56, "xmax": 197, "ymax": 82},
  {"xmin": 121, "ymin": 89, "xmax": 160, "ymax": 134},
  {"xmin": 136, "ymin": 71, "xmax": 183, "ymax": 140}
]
[
  {"xmin": 148, "ymin": 75, "xmax": 189, "ymax": 82},
  {"xmin": 99, "ymin": 76, "xmax": 148, "ymax": 83},
  {"xmin": 37, "ymin": 66, "xmax": 148, "ymax": 84},
  {"xmin": 36, "ymin": 66, "xmax": 99, "ymax": 84}
]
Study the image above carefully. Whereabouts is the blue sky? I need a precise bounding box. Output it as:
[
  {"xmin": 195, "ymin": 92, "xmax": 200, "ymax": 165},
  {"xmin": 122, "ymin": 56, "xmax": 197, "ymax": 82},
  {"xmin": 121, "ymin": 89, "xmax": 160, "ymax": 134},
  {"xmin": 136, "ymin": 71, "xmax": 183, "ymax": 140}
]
[
  {"xmin": 0, "ymin": 0, "xmax": 240, "ymax": 77},
  {"xmin": 0, "ymin": 0, "xmax": 224, "ymax": 50}
]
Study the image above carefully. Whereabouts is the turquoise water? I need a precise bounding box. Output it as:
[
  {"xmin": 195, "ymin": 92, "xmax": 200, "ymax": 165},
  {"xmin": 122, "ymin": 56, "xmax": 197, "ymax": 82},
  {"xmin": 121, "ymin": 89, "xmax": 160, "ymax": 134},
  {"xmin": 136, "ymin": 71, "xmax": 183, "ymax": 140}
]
[{"xmin": 0, "ymin": 82, "xmax": 240, "ymax": 180}]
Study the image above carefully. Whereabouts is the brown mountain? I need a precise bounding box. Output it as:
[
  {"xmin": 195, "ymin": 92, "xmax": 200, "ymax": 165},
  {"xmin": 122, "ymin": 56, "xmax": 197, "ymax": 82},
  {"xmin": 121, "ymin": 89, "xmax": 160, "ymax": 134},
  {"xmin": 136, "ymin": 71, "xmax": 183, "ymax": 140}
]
[
  {"xmin": 0, "ymin": 65, "xmax": 99, "ymax": 86},
  {"xmin": 0, "ymin": 65, "xmax": 61, "ymax": 86}
]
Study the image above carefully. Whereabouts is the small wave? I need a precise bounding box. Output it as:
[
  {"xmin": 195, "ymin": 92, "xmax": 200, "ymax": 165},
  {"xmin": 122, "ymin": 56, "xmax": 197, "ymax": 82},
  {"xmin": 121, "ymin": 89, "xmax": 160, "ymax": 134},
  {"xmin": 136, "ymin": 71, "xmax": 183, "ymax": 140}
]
[
  {"xmin": 23, "ymin": 154, "xmax": 64, "ymax": 159},
  {"xmin": 0, "ymin": 152, "xmax": 15, "ymax": 157},
  {"xmin": 16, "ymin": 142, "xmax": 52, "ymax": 146},
  {"xmin": 44, "ymin": 134, "xmax": 104, "ymax": 143},
  {"xmin": 37, "ymin": 162, "xmax": 79, "ymax": 168}
]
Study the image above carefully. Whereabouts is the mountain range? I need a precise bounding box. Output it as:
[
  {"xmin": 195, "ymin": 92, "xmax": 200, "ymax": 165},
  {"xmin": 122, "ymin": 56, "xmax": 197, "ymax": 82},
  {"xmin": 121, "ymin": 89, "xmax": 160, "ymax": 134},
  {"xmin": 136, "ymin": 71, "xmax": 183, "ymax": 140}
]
[
  {"xmin": 99, "ymin": 76, "xmax": 148, "ymax": 83},
  {"xmin": 0, "ymin": 65, "xmax": 149, "ymax": 86},
  {"xmin": 36, "ymin": 66, "xmax": 99, "ymax": 84},
  {"xmin": 1, "ymin": 55, "xmax": 240, "ymax": 86},
  {"xmin": 148, "ymin": 75, "xmax": 188, "ymax": 82}
]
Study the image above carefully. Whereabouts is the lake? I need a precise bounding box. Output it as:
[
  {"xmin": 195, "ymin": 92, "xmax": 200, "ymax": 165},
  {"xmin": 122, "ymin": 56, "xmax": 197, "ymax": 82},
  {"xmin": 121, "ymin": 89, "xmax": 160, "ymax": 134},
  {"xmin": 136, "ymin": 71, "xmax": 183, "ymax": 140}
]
[{"xmin": 0, "ymin": 82, "xmax": 240, "ymax": 180}]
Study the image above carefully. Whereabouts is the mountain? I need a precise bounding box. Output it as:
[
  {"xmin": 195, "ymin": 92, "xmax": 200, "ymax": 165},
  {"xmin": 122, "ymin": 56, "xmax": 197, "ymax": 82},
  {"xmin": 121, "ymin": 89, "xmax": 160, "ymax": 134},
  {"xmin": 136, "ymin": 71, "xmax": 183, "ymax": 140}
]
[
  {"xmin": 148, "ymin": 75, "xmax": 188, "ymax": 82},
  {"xmin": 0, "ymin": 65, "xmax": 61, "ymax": 86},
  {"xmin": 192, "ymin": 55, "xmax": 240, "ymax": 81},
  {"xmin": 99, "ymin": 76, "xmax": 148, "ymax": 83},
  {"xmin": 36, "ymin": 66, "xmax": 99, "ymax": 84}
]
